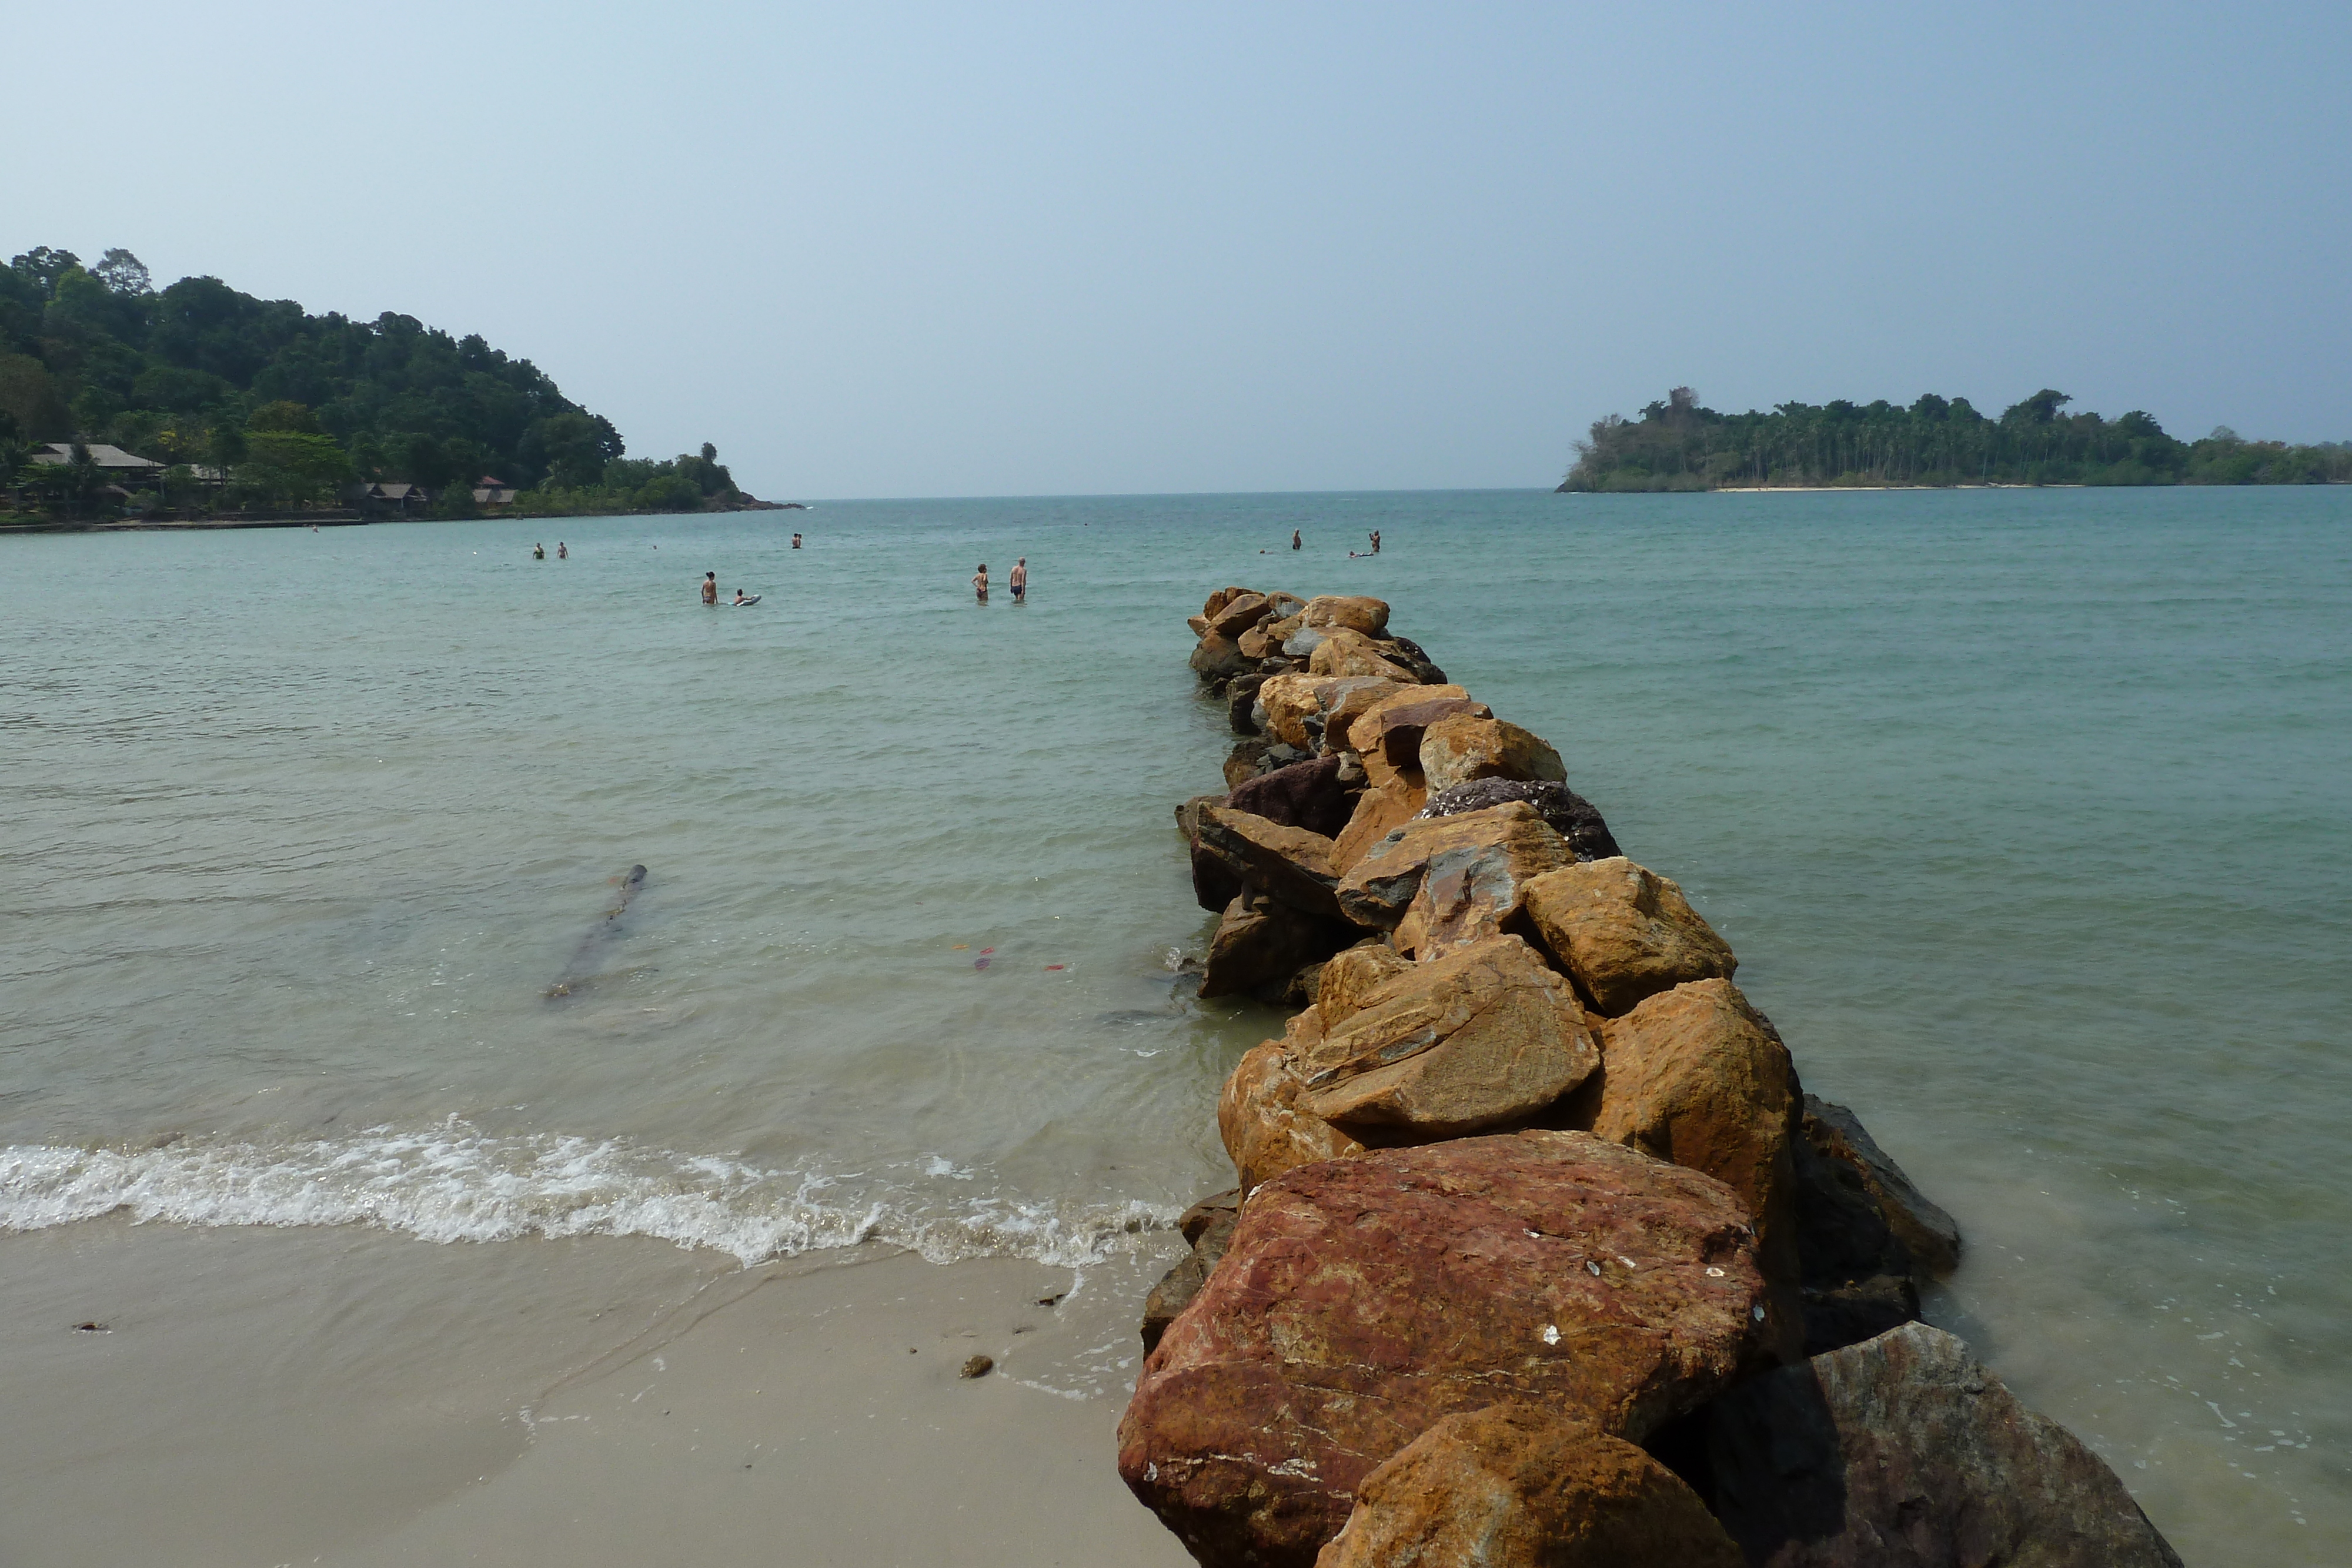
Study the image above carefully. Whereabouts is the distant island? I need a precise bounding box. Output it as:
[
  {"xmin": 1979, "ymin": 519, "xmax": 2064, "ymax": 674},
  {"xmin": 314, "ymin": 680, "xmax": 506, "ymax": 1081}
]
[
  {"xmin": 1559, "ymin": 387, "xmax": 2351, "ymax": 492},
  {"xmin": 0, "ymin": 245, "xmax": 786, "ymax": 524}
]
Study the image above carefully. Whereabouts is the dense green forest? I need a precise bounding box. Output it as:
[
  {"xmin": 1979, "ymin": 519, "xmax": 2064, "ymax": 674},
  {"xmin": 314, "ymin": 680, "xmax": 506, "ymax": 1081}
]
[
  {"xmin": 1560, "ymin": 387, "xmax": 2352, "ymax": 492},
  {"xmin": 0, "ymin": 245, "xmax": 757, "ymax": 518}
]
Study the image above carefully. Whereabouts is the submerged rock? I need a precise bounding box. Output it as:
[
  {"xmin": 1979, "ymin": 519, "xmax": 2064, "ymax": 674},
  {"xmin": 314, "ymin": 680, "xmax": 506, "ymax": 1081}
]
[
  {"xmin": 1294, "ymin": 934, "xmax": 1597, "ymax": 1138},
  {"xmin": 1705, "ymin": 1322, "xmax": 2184, "ymax": 1568},
  {"xmin": 1117, "ymin": 1130, "xmax": 1771, "ymax": 1568},
  {"xmin": 1520, "ymin": 857, "xmax": 1736, "ymax": 1015},
  {"xmin": 1802, "ymin": 1095, "xmax": 1961, "ymax": 1279},
  {"xmin": 1200, "ymin": 895, "xmax": 1352, "ymax": 1002},
  {"xmin": 1317, "ymin": 1403, "xmax": 1742, "ymax": 1568},
  {"xmin": 1418, "ymin": 777, "xmax": 1620, "ymax": 862}
]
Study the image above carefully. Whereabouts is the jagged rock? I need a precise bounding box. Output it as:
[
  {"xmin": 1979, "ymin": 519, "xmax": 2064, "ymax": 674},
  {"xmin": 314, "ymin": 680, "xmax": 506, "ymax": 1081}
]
[
  {"xmin": 1309, "ymin": 942, "xmax": 1414, "ymax": 1031},
  {"xmin": 1705, "ymin": 1322, "xmax": 2184, "ymax": 1568},
  {"xmin": 1345, "ymin": 686, "xmax": 1489, "ymax": 765},
  {"xmin": 1224, "ymin": 737, "xmax": 1274, "ymax": 790},
  {"xmin": 1802, "ymin": 1096, "xmax": 1961, "ymax": 1279},
  {"xmin": 1217, "ymin": 1037, "xmax": 1366, "ymax": 1196},
  {"xmin": 1521, "ymin": 857, "xmax": 1735, "ymax": 1015},
  {"xmin": 1117, "ymin": 1131, "xmax": 1772, "ymax": 1568},
  {"xmin": 1317, "ymin": 1404, "xmax": 1742, "ymax": 1568},
  {"xmin": 1323, "ymin": 680, "xmax": 1416, "ymax": 754},
  {"xmin": 1208, "ymin": 591, "xmax": 1275, "ymax": 638},
  {"xmin": 1419, "ymin": 714, "xmax": 1568, "ymax": 793},
  {"xmin": 1294, "ymin": 935, "xmax": 1596, "ymax": 1137},
  {"xmin": 1264, "ymin": 591, "xmax": 1307, "ymax": 621},
  {"xmin": 1178, "ymin": 793, "xmax": 1242, "ymax": 912},
  {"xmin": 1592, "ymin": 979, "xmax": 1800, "ymax": 1349},
  {"xmin": 1330, "ymin": 777, "xmax": 1426, "ymax": 875},
  {"xmin": 1308, "ymin": 628, "xmax": 1417, "ymax": 683},
  {"xmin": 1142, "ymin": 1192, "xmax": 1244, "ymax": 1353},
  {"xmin": 1203, "ymin": 586, "xmax": 1256, "ymax": 619},
  {"xmin": 1370, "ymin": 631, "xmax": 1447, "ymax": 687},
  {"xmin": 1228, "ymin": 756, "xmax": 1361, "ymax": 840},
  {"xmin": 1238, "ymin": 623, "xmax": 1275, "ymax": 658},
  {"xmin": 1392, "ymin": 811, "xmax": 1578, "ymax": 959},
  {"xmin": 1227, "ymin": 672, "xmax": 1271, "ymax": 733},
  {"xmin": 1187, "ymin": 614, "xmax": 1211, "ymax": 637},
  {"xmin": 1256, "ymin": 673, "xmax": 1345, "ymax": 748},
  {"xmin": 1192, "ymin": 630, "xmax": 1254, "ymax": 684},
  {"xmin": 1334, "ymin": 802, "xmax": 1566, "ymax": 940},
  {"xmin": 1419, "ymin": 778, "xmax": 1621, "ymax": 862},
  {"xmin": 1201, "ymin": 895, "xmax": 1352, "ymax": 1002},
  {"xmin": 1196, "ymin": 807, "xmax": 1345, "ymax": 922},
  {"xmin": 1299, "ymin": 594, "xmax": 1391, "ymax": 637}
]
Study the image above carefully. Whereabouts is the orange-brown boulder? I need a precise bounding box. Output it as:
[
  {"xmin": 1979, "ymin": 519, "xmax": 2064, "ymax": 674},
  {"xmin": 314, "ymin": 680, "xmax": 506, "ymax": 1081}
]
[
  {"xmin": 1191, "ymin": 630, "xmax": 1254, "ymax": 684},
  {"xmin": 1593, "ymin": 978, "xmax": 1800, "ymax": 1349},
  {"xmin": 1208, "ymin": 591, "xmax": 1275, "ymax": 638},
  {"xmin": 1295, "ymin": 935, "xmax": 1596, "ymax": 1136},
  {"xmin": 1117, "ymin": 1131, "xmax": 1772, "ymax": 1568},
  {"xmin": 1217, "ymin": 1038, "xmax": 1365, "ymax": 1197},
  {"xmin": 1345, "ymin": 685, "xmax": 1488, "ymax": 765},
  {"xmin": 1308, "ymin": 628, "xmax": 1416, "ymax": 683},
  {"xmin": 1298, "ymin": 594, "xmax": 1391, "ymax": 637},
  {"xmin": 1329, "ymin": 777, "xmax": 1426, "ymax": 874},
  {"xmin": 1316, "ymin": 1403, "xmax": 1742, "ymax": 1568},
  {"xmin": 1521, "ymin": 857, "xmax": 1736, "ymax": 1015},
  {"xmin": 1323, "ymin": 679, "xmax": 1416, "ymax": 753},
  {"xmin": 1196, "ymin": 806, "xmax": 1344, "ymax": 921},
  {"xmin": 1418, "ymin": 713, "xmax": 1567, "ymax": 793},
  {"xmin": 1203, "ymin": 585, "xmax": 1255, "ymax": 619},
  {"xmin": 1308, "ymin": 942, "xmax": 1414, "ymax": 1031}
]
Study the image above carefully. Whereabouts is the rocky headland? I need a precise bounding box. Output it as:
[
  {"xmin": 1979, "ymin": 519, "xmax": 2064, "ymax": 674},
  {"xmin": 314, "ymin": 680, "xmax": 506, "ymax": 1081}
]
[{"xmin": 1122, "ymin": 586, "xmax": 2184, "ymax": 1567}]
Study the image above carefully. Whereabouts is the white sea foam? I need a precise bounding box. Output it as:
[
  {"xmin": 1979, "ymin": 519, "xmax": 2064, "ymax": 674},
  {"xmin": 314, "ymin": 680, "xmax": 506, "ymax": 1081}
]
[{"xmin": 0, "ymin": 1124, "xmax": 1178, "ymax": 1269}]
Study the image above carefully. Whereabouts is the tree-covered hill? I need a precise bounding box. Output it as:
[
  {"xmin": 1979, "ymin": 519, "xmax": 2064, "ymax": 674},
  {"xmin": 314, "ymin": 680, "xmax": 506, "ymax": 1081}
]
[
  {"xmin": 1559, "ymin": 387, "xmax": 2352, "ymax": 492},
  {"xmin": 0, "ymin": 245, "xmax": 756, "ymax": 516}
]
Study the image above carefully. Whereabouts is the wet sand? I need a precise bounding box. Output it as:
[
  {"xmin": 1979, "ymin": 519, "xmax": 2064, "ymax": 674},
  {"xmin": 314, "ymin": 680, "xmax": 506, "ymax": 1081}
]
[{"xmin": 0, "ymin": 1220, "xmax": 1190, "ymax": 1567}]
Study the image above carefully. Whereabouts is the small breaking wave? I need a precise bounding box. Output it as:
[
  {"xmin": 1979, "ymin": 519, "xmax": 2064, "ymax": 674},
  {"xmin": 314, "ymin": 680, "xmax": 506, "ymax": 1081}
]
[{"xmin": 0, "ymin": 1124, "xmax": 1178, "ymax": 1269}]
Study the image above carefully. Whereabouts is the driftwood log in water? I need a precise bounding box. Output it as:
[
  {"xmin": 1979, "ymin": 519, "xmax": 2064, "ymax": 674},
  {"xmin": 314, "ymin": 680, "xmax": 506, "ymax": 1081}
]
[{"xmin": 544, "ymin": 864, "xmax": 647, "ymax": 999}]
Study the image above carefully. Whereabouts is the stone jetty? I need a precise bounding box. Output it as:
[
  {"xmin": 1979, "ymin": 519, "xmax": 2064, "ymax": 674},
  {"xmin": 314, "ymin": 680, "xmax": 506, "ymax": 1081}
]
[{"xmin": 1123, "ymin": 587, "xmax": 2183, "ymax": 1568}]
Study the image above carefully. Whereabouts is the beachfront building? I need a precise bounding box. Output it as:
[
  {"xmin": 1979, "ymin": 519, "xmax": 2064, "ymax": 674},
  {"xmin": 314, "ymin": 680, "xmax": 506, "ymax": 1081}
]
[
  {"xmin": 363, "ymin": 480, "xmax": 429, "ymax": 515},
  {"xmin": 27, "ymin": 442, "xmax": 166, "ymax": 482},
  {"xmin": 472, "ymin": 475, "xmax": 519, "ymax": 507}
]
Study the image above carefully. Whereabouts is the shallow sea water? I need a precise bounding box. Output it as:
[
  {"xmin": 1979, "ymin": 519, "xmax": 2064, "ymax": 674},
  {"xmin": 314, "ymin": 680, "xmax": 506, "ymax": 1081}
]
[{"xmin": 2, "ymin": 487, "xmax": 2346, "ymax": 1562}]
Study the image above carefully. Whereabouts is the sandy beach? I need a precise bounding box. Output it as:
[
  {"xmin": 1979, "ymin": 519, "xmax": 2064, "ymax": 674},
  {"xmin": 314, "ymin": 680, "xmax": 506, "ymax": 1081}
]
[{"xmin": 0, "ymin": 1219, "xmax": 1190, "ymax": 1567}]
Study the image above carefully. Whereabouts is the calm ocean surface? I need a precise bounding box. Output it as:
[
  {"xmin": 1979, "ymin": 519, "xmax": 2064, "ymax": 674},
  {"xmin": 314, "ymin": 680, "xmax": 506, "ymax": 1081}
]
[{"xmin": 2, "ymin": 488, "xmax": 2346, "ymax": 1560}]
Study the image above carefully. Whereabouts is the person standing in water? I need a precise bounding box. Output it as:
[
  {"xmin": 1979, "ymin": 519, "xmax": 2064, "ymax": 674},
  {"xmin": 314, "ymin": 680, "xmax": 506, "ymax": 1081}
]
[
  {"xmin": 973, "ymin": 563, "xmax": 989, "ymax": 602},
  {"xmin": 1010, "ymin": 558, "xmax": 1028, "ymax": 603},
  {"xmin": 1369, "ymin": 529, "xmax": 1382, "ymax": 554},
  {"xmin": 1291, "ymin": 529, "xmax": 1301, "ymax": 550},
  {"xmin": 533, "ymin": 543, "xmax": 545, "ymax": 559},
  {"xmin": 557, "ymin": 541, "xmax": 567, "ymax": 559},
  {"xmin": 701, "ymin": 571, "xmax": 718, "ymax": 605},
  {"xmin": 791, "ymin": 533, "xmax": 803, "ymax": 549}
]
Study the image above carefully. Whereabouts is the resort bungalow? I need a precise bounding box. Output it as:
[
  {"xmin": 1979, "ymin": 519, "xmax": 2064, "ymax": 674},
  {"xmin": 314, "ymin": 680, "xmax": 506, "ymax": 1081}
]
[
  {"xmin": 363, "ymin": 481, "xmax": 428, "ymax": 515},
  {"xmin": 28, "ymin": 442, "xmax": 166, "ymax": 482},
  {"xmin": 472, "ymin": 476, "xmax": 519, "ymax": 507}
]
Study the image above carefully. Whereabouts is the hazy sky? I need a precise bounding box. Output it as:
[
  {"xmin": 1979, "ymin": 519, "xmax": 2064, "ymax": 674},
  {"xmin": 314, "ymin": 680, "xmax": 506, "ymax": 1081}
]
[{"xmin": 13, "ymin": 2, "xmax": 2348, "ymax": 497}]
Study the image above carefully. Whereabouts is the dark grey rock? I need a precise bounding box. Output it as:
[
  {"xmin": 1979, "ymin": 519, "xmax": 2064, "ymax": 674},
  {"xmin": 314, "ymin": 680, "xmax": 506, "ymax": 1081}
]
[
  {"xmin": 1177, "ymin": 793, "xmax": 1242, "ymax": 912},
  {"xmin": 1418, "ymin": 779, "xmax": 1621, "ymax": 862},
  {"xmin": 1706, "ymin": 1322, "xmax": 2182, "ymax": 1568},
  {"xmin": 1228, "ymin": 673, "xmax": 1271, "ymax": 734},
  {"xmin": 1198, "ymin": 894, "xmax": 1352, "ymax": 1002},
  {"xmin": 1141, "ymin": 1194, "xmax": 1243, "ymax": 1352},
  {"xmin": 1227, "ymin": 756, "xmax": 1359, "ymax": 840},
  {"xmin": 1803, "ymin": 1095, "xmax": 1962, "ymax": 1278}
]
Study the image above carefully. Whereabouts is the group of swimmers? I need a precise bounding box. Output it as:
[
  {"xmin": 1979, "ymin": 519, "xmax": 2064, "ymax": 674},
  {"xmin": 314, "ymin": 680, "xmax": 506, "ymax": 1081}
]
[
  {"xmin": 1264, "ymin": 529, "xmax": 1381, "ymax": 556},
  {"xmin": 971, "ymin": 557, "xmax": 1029, "ymax": 604},
  {"xmin": 700, "ymin": 571, "xmax": 759, "ymax": 606},
  {"xmin": 532, "ymin": 541, "xmax": 569, "ymax": 560}
]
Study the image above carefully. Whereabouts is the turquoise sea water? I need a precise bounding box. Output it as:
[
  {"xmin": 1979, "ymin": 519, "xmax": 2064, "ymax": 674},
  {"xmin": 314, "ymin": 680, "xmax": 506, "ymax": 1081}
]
[{"xmin": 2, "ymin": 488, "xmax": 2346, "ymax": 1561}]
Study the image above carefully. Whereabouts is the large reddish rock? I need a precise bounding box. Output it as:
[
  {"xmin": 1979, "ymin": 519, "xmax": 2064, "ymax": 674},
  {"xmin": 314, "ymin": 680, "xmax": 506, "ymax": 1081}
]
[
  {"xmin": 1118, "ymin": 1131, "xmax": 1772, "ymax": 1568},
  {"xmin": 1316, "ymin": 1403, "xmax": 1742, "ymax": 1568},
  {"xmin": 1521, "ymin": 857, "xmax": 1736, "ymax": 1015},
  {"xmin": 1218, "ymin": 1037, "xmax": 1366, "ymax": 1197},
  {"xmin": 1418, "ymin": 713, "xmax": 1567, "ymax": 793},
  {"xmin": 1334, "ymin": 802, "xmax": 1570, "ymax": 948},
  {"xmin": 1329, "ymin": 777, "xmax": 1426, "ymax": 875},
  {"xmin": 1705, "ymin": 1323, "xmax": 2183, "ymax": 1568},
  {"xmin": 1143, "ymin": 1192, "xmax": 1245, "ymax": 1353},
  {"xmin": 1294, "ymin": 935, "xmax": 1596, "ymax": 1137},
  {"xmin": 1208, "ymin": 591, "xmax": 1276, "ymax": 638}
]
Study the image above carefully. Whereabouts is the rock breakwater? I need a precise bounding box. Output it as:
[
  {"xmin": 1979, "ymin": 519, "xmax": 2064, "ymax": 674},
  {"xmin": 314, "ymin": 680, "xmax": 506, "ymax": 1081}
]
[{"xmin": 1123, "ymin": 586, "xmax": 2183, "ymax": 1567}]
